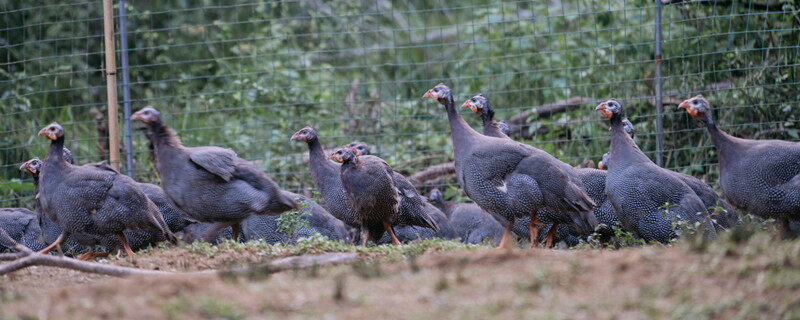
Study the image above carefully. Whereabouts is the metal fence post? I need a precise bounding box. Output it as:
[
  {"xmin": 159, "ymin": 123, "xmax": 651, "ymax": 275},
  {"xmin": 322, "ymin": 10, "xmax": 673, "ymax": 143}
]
[
  {"xmin": 654, "ymin": 0, "xmax": 664, "ymax": 167},
  {"xmin": 102, "ymin": 0, "xmax": 120, "ymax": 170},
  {"xmin": 119, "ymin": 0, "xmax": 134, "ymax": 177}
]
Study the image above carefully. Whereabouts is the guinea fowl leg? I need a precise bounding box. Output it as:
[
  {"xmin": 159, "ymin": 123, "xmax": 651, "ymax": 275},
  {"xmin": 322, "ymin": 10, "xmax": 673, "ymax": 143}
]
[
  {"xmin": 38, "ymin": 232, "xmax": 67, "ymax": 254},
  {"xmin": 383, "ymin": 221, "xmax": 402, "ymax": 246},
  {"xmin": 360, "ymin": 230, "xmax": 369, "ymax": 246},
  {"xmin": 496, "ymin": 220, "xmax": 516, "ymax": 250},
  {"xmin": 115, "ymin": 234, "xmax": 136, "ymax": 257},
  {"xmin": 528, "ymin": 215, "xmax": 543, "ymax": 248},
  {"xmin": 545, "ymin": 223, "xmax": 559, "ymax": 248},
  {"xmin": 231, "ymin": 222, "xmax": 242, "ymax": 242},
  {"xmin": 76, "ymin": 251, "xmax": 95, "ymax": 261}
]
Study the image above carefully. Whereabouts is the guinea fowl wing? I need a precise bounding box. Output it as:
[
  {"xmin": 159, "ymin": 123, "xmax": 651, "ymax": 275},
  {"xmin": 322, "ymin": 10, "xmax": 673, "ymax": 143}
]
[
  {"xmin": 188, "ymin": 146, "xmax": 237, "ymax": 181},
  {"xmin": 390, "ymin": 171, "xmax": 439, "ymax": 232},
  {"xmin": 342, "ymin": 157, "xmax": 398, "ymax": 215}
]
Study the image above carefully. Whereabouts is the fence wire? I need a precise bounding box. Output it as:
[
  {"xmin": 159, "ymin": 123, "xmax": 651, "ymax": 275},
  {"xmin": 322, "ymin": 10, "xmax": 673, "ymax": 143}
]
[{"xmin": 1, "ymin": 0, "xmax": 799, "ymax": 209}]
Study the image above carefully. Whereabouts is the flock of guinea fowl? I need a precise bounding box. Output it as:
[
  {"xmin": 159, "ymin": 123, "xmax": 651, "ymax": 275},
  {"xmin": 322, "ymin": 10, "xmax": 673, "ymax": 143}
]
[{"xmin": 5, "ymin": 82, "xmax": 800, "ymax": 260}]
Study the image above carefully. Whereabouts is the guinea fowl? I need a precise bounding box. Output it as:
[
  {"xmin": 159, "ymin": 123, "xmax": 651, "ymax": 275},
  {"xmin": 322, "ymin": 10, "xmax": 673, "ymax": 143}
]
[
  {"xmin": 598, "ymin": 118, "xmax": 737, "ymax": 230},
  {"xmin": 426, "ymin": 84, "xmax": 597, "ymax": 249},
  {"xmin": 132, "ymin": 106, "xmax": 297, "ymax": 242},
  {"xmin": 680, "ymin": 95, "xmax": 796, "ymax": 232},
  {"xmin": 595, "ymin": 100, "xmax": 715, "ymax": 243},
  {"xmin": 291, "ymin": 127, "xmax": 438, "ymax": 241},
  {"xmin": 463, "ymin": 93, "xmax": 612, "ymax": 247},
  {"xmin": 36, "ymin": 122, "xmax": 176, "ymax": 257},
  {"xmin": 428, "ymin": 189, "xmax": 503, "ymax": 245},
  {"xmin": 329, "ymin": 147, "xmax": 403, "ymax": 245},
  {"xmin": 184, "ymin": 191, "xmax": 350, "ymax": 244},
  {"xmin": 291, "ymin": 127, "xmax": 362, "ymax": 236},
  {"xmin": 0, "ymin": 208, "xmax": 45, "ymax": 252}
]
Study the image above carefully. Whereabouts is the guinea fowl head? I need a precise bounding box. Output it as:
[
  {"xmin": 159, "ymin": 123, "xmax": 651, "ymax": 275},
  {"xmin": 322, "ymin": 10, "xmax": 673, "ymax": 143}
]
[
  {"xmin": 597, "ymin": 152, "xmax": 610, "ymax": 170},
  {"xmin": 595, "ymin": 99, "xmax": 622, "ymax": 119},
  {"xmin": 38, "ymin": 123, "xmax": 64, "ymax": 141},
  {"xmin": 498, "ymin": 121, "xmax": 510, "ymax": 136},
  {"xmin": 290, "ymin": 126, "xmax": 318, "ymax": 143},
  {"xmin": 131, "ymin": 106, "xmax": 162, "ymax": 125},
  {"xmin": 461, "ymin": 94, "xmax": 491, "ymax": 117},
  {"xmin": 346, "ymin": 141, "xmax": 370, "ymax": 156},
  {"xmin": 328, "ymin": 147, "xmax": 357, "ymax": 163},
  {"xmin": 428, "ymin": 188, "xmax": 444, "ymax": 205},
  {"xmin": 19, "ymin": 157, "xmax": 43, "ymax": 175},
  {"xmin": 678, "ymin": 95, "xmax": 712, "ymax": 123},
  {"xmin": 422, "ymin": 83, "xmax": 453, "ymax": 105}
]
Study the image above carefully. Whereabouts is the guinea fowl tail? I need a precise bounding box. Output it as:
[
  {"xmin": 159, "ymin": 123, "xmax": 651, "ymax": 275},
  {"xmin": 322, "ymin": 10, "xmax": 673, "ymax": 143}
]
[
  {"xmin": 562, "ymin": 183, "xmax": 598, "ymax": 235},
  {"xmin": 147, "ymin": 199, "xmax": 178, "ymax": 245},
  {"xmin": 266, "ymin": 191, "xmax": 300, "ymax": 215}
]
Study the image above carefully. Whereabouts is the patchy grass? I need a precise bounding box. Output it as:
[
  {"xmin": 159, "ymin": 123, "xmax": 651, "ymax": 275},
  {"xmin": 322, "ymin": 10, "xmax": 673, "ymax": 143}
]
[{"xmin": 2, "ymin": 222, "xmax": 800, "ymax": 319}]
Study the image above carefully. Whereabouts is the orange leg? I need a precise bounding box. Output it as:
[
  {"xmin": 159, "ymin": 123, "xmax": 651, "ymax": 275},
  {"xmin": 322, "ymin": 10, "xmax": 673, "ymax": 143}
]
[
  {"xmin": 76, "ymin": 251, "xmax": 95, "ymax": 261},
  {"xmin": 115, "ymin": 234, "xmax": 135, "ymax": 257},
  {"xmin": 528, "ymin": 215, "xmax": 543, "ymax": 248},
  {"xmin": 496, "ymin": 220, "xmax": 516, "ymax": 249},
  {"xmin": 545, "ymin": 223, "xmax": 559, "ymax": 248},
  {"xmin": 383, "ymin": 221, "xmax": 402, "ymax": 246},
  {"xmin": 38, "ymin": 232, "xmax": 67, "ymax": 255},
  {"xmin": 91, "ymin": 252, "xmax": 109, "ymax": 260}
]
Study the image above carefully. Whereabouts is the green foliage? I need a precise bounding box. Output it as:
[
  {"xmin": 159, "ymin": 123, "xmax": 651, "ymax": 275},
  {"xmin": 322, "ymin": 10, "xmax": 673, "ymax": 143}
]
[
  {"xmin": 1, "ymin": 0, "xmax": 799, "ymax": 209},
  {"xmin": 276, "ymin": 196, "xmax": 311, "ymax": 238}
]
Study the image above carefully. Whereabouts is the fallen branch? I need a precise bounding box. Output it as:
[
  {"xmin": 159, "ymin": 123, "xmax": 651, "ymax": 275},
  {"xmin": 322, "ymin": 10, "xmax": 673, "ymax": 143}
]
[
  {"xmin": 214, "ymin": 252, "xmax": 359, "ymax": 278},
  {"xmin": 662, "ymin": 0, "xmax": 786, "ymax": 11},
  {"xmin": 506, "ymin": 97, "xmax": 593, "ymax": 139},
  {"xmin": 409, "ymin": 162, "xmax": 455, "ymax": 185}
]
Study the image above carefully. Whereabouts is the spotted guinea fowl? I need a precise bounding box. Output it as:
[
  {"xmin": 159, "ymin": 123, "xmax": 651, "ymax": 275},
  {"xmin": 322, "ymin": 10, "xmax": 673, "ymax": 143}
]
[
  {"xmin": 680, "ymin": 95, "xmax": 797, "ymax": 233},
  {"xmin": 132, "ymin": 106, "xmax": 297, "ymax": 242},
  {"xmin": 0, "ymin": 208, "xmax": 45, "ymax": 252},
  {"xmin": 36, "ymin": 122, "xmax": 176, "ymax": 257},
  {"xmin": 329, "ymin": 147, "xmax": 404, "ymax": 245},
  {"xmin": 595, "ymin": 100, "xmax": 715, "ymax": 243},
  {"xmin": 463, "ymin": 93, "xmax": 612, "ymax": 247},
  {"xmin": 291, "ymin": 127, "xmax": 362, "ymax": 237},
  {"xmin": 599, "ymin": 118, "xmax": 737, "ymax": 230},
  {"xmin": 292, "ymin": 128, "xmax": 439, "ymax": 240},
  {"xmin": 426, "ymin": 84, "xmax": 597, "ymax": 249},
  {"xmin": 428, "ymin": 189, "xmax": 503, "ymax": 245},
  {"xmin": 349, "ymin": 146, "xmax": 439, "ymax": 235}
]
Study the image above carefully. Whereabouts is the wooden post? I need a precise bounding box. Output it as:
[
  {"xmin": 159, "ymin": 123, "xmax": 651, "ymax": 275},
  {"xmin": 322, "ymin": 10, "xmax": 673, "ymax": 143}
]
[{"xmin": 102, "ymin": 0, "xmax": 120, "ymax": 170}]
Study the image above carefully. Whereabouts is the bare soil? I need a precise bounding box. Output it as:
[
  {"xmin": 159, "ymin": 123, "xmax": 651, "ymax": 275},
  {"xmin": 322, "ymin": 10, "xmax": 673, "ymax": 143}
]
[{"xmin": 2, "ymin": 234, "xmax": 800, "ymax": 319}]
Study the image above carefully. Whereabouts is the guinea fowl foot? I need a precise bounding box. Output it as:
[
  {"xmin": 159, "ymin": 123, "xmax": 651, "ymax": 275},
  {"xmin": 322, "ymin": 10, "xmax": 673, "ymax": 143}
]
[
  {"xmin": 528, "ymin": 216, "xmax": 543, "ymax": 248},
  {"xmin": 496, "ymin": 222, "xmax": 516, "ymax": 250},
  {"xmin": 76, "ymin": 251, "xmax": 95, "ymax": 261},
  {"xmin": 38, "ymin": 233, "xmax": 67, "ymax": 255},
  {"xmin": 115, "ymin": 234, "xmax": 136, "ymax": 257},
  {"xmin": 383, "ymin": 221, "xmax": 402, "ymax": 246},
  {"xmin": 545, "ymin": 223, "xmax": 559, "ymax": 249}
]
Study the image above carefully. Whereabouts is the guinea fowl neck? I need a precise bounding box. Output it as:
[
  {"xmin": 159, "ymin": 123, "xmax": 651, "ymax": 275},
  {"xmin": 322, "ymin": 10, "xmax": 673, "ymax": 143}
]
[
  {"xmin": 306, "ymin": 137, "xmax": 328, "ymax": 166},
  {"xmin": 443, "ymin": 95, "xmax": 480, "ymax": 153},
  {"xmin": 609, "ymin": 114, "xmax": 651, "ymax": 168},
  {"xmin": 148, "ymin": 120, "xmax": 184, "ymax": 153},
  {"xmin": 44, "ymin": 137, "xmax": 67, "ymax": 170},
  {"xmin": 702, "ymin": 114, "xmax": 737, "ymax": 166}
]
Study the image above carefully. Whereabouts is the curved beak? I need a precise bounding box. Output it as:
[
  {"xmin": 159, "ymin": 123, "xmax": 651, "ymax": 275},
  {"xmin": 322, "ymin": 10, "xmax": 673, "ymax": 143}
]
[
  {"xmin": 594, "ymin": 102, "xmax": 606, "ymax": 112},
  {"xmin": 595, "ymin": 103, "xmax": 613, "ymax": 119},
  {"xmin": 130, "ymin": 110, "xmax": 145, "ymax": 121},
  {"xmin": 19, "ymin": 162, "xmax": 28, "ymax": 171},
  {"xmin": 38, "ymin": 128, "xmax": 55, "ymax": 140},
  {"xmin": 422, "ymin": 89, "xmax": 434, "ymax": 99},
  {"xmin": 678, "ymin": 100, "xmax": 698, "ymax": 116},
  {"xmin": 460, "ymin": 100, "xmax": 478, "ymax": 114},
  {"xmin": 290, "ymin": 132, "xmax": 301, "ymax": 141},
  {"xmin": 328, "ymin": 153, "xmax": 339, "ymax": 161}
]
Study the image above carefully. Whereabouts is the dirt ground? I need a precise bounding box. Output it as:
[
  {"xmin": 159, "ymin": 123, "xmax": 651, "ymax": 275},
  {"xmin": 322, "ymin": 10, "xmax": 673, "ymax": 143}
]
[{"xmin": 2, "ymin": 233, "xmax": 800, "ymax": 320}]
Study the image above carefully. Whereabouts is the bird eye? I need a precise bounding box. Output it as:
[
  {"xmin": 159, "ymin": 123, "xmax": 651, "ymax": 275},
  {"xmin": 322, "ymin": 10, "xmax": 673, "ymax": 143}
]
[
  {"xmin": 692, "ymin": 100, "xmax": 698, "ymax": 105},
  {"xmin": 434, "ymin": 88, "xmax": 439, "ymax": 92},
  {"xmin": 471, "ymin": 98, "xmax": 476, "ymax": 102},
  {"xmin": 50, "ymin": 127, "xmax": 55, "ymax": 131}
]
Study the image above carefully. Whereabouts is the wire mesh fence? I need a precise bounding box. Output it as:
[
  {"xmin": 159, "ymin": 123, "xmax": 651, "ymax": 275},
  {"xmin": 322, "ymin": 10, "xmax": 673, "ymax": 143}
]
[{"xmin": 1, "ymin": 0, "xmax": 799, "ymax": 209}]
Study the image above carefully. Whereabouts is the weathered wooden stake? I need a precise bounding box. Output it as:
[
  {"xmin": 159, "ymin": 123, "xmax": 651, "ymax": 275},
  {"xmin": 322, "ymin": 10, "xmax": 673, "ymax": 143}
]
[{"xmin": 102, "ymin": 0, "xmax": 120, "ymax": 170}]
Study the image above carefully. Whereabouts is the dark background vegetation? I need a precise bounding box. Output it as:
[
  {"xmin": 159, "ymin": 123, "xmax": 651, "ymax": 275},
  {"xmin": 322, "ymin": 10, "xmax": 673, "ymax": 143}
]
[{"xmin": 1, "ymin": 0, "xmax": 798, "ymax": 208}]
